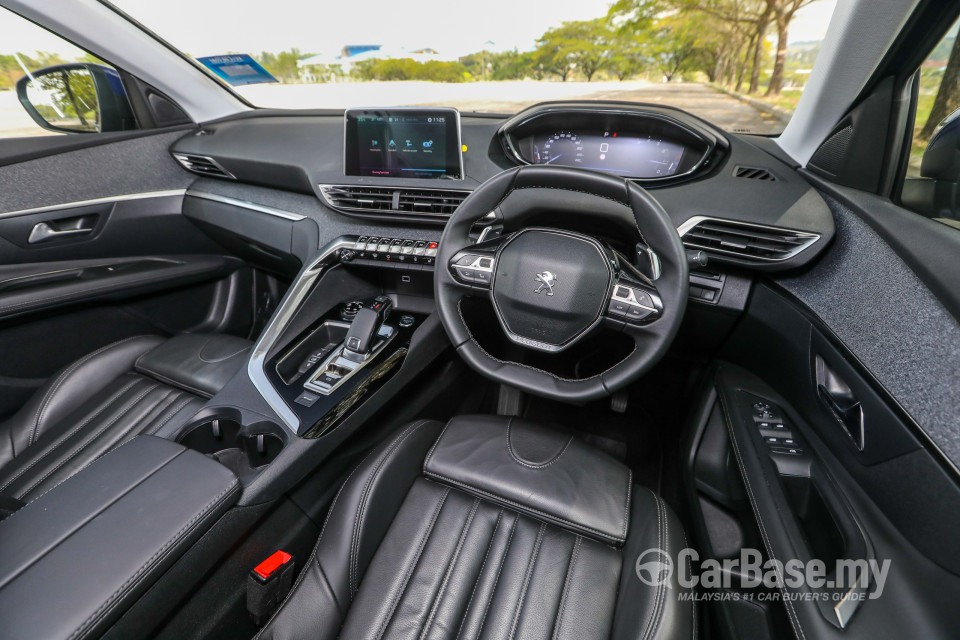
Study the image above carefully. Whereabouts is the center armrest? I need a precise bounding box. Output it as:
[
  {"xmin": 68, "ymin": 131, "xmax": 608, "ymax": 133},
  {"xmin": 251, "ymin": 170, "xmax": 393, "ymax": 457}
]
[{"xmin": 0, "ymin": 436, "xmax": 239, "ymax": 640}]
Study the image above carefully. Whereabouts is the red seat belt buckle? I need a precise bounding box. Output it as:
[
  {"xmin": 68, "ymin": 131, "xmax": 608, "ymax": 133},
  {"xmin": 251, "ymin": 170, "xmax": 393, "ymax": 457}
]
[{"xmin": 247, "ymin": 550, "xmax": 295, "ymax": 626}]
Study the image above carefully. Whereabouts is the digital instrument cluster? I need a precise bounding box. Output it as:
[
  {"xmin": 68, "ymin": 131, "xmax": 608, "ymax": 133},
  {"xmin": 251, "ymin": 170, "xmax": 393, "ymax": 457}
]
[
  {"xmin": 529, "ymin": 131, "xmax": 686, "ymax": 178},
  {"xmin": 499, "ymin": 105, "xmax": 719, "ymax": 184}
]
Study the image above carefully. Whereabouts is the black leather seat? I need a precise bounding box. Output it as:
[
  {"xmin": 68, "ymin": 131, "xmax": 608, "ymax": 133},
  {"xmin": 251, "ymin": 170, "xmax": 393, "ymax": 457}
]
[
  {"xmin": 258, "ymin": 415, "xmax": 694, "ymax": 640},
  {"xmin": 0, "ymin": 333, "xmax": 251, "ymax": 503}
]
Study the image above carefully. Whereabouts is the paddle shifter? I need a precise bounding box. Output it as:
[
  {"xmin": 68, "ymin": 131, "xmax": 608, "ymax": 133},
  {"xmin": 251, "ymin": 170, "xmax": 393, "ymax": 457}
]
[{"xmin": 342, "ymin": 296, "xmax": 392, "ymax": 363}]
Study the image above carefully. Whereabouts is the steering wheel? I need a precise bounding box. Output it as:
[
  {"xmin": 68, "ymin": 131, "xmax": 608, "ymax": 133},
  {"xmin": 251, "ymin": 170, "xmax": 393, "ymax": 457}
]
[{"xmin": 435, "ymin": 165, "xmax": 689, "ymax": 403}]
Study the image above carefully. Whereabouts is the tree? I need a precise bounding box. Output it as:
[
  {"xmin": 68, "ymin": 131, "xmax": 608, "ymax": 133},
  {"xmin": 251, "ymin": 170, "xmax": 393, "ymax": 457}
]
[
  {"xmin": 536, "ymin": 20, "xmax": 615, "ymax": 81},
  {"xmin": 764, "ymin": 0, "xmax": 814, "ymax": 95},
  {"xmin": 920, "ymin": 36, "xmax": 960, "ymax": 141},
  {"xmin": 609, "ymin": 33, "xmax": 647, "ymax": 81}
]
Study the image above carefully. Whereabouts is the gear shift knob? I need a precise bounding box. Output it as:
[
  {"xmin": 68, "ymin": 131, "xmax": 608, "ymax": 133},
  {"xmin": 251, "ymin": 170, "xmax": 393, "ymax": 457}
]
[{"xmin": 342, "ymin": 297, "xmax": 392, "ymax": 361}]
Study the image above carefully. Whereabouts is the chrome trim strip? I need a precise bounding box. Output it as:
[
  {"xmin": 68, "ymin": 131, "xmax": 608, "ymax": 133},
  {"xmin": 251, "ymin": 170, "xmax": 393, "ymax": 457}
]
[
  {"xmin": 247, "ymin": 237, "xmax": 355, "ymax": 432},
  {"xmin": 0, "ymin": 189, "xmax": 186, "ymax": 220},
  {"xmin": 678, "ymin": 215, "xmax": 821, "ymax": 262},
  {"xmin": 185, "ymin": 191, "xmax": 307, "ymax": 221}
]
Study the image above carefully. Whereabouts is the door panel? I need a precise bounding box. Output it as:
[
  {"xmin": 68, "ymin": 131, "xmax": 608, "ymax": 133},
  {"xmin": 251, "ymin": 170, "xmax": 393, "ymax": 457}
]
[{"xmin": 0, "ymin": 130, "xmax": 256, "ymax": 420}]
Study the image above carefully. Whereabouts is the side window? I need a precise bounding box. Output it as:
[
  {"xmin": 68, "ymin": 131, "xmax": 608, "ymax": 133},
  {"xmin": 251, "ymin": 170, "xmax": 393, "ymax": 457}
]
[
  {"xmin": 903, "ymin": 21, "xmax": 960, "ymax": 226},
  {"xmin": 0, "ymin": 7, "xmax": 137, "ymax": 138}
]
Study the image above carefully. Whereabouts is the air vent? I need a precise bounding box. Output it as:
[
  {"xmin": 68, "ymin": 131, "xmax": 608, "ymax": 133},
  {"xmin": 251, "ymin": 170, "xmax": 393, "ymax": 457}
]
[
  {"xmin": 172, "ymin": 153, "xmax": 235, "ymax": 179},
  {"xmin": 319, "ymin": 185, "xmax": 469, "ymax": 218},
  {"xmin": 680, "ymin": 217, "xmax": 819, "ymax": 263},
  {"xmin": 733, "ymin": 165, "xmax": 776, "ymax": 181}
]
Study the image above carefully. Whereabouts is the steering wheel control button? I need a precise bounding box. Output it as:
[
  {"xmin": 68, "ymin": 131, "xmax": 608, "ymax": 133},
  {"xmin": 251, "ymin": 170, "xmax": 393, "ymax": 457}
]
[
  {"xmin": 610, "ymin": 284, "xmax": 660, "ymax": 324},
  {"xmin": 626, "ymin": 305, "xmax": 654, "ymax": 321},
  {"xmin": 608, "ymin": 299, "xmax": 630, "ymax": 318},
  {"xmin": 450, "ymin": 253, "xmax": 495, "ymax": 288},
  {"xmin": 491, "ymin": 229, "xmax": 612, "ymax": 352}
]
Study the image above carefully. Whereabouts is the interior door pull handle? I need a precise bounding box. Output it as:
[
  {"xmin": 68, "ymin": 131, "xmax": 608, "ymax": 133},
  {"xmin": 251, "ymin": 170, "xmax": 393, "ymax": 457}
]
[
  {"xmin": 815, "ymin": 355, "xmax": 866, "ymax": 450},
  {"xmin": 28, "ymin": 220, "xmax": 94, "ymax": 244}
]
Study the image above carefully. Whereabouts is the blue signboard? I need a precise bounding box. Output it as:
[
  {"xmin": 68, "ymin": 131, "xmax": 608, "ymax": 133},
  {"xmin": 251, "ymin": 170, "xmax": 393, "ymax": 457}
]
[{"xmin": 197, "ymin": 54, "xmax": 278, "ymax": 86}]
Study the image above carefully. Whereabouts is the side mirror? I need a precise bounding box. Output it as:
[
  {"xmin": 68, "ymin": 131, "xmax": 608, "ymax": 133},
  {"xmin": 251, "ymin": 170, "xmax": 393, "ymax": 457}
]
[
  {"xmin": 902, "ymin": 108, "xmax": 960, "ymax": 218},
  {"xmin": 15, "ymin": 63, "xmax": 136, "ymax": 134},
  {"xmin": 920, "ymin": 107, "xmax": 960, "ymax": 182}
]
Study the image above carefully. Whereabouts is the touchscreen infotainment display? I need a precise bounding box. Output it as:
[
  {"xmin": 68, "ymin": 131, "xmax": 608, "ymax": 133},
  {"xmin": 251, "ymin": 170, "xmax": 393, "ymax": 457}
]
[{"xmin": 344, "ymin": 108, "xmax": 463, "ymax": 179}]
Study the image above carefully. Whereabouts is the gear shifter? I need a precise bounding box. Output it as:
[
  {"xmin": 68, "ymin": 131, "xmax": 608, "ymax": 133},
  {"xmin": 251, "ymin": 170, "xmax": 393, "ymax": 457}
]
[{"xmin": 342, "ymin": 296, "xmax": 392, "ymax": 362}]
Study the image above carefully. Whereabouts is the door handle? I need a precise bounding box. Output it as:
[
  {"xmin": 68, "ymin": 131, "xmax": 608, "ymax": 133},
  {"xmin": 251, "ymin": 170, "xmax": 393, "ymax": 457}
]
[
  {"xmin": 28, "ymin": 215, "xmax": 96, "ymax": 244},
  {"xmin": 815, "ymin": 355, "xmax": 865, "ymax": 450}
]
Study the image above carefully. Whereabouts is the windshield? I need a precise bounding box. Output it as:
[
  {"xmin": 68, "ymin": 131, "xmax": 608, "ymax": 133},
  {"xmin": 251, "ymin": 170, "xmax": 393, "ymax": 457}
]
[{"xmin": 119, "ymin": 1, "xmax": 832, "ymax": 134}]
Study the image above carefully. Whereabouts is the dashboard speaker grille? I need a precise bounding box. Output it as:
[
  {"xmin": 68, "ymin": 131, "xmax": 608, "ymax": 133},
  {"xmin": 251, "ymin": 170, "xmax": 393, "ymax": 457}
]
[
  {"xmin": 172, "ymin": 153, "xmax": 235, "ymax": 179},
  {"xmin": 319, "ymin": 185, "xmax": 470, "ymax": 218},
  {"xmin": 680, "ymin": 217, "xmax": 819, "ymax": 263}
]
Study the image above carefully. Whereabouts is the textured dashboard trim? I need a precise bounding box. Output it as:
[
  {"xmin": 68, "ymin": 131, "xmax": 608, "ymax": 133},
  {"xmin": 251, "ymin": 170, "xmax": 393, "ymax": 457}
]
[{"xmin": 777, "ymin": 193, "xmax": 960, "ymax": 470}]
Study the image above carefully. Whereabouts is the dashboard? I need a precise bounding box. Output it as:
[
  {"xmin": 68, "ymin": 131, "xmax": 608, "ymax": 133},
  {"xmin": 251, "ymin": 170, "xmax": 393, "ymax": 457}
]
[{"xmin": 170, "ymin": 101, "xmax": 835, "ymax": 275}]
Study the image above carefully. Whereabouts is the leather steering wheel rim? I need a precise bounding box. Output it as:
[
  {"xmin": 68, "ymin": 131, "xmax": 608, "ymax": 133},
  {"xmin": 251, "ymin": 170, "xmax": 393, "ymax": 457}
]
[{"xmin": 435, "ymin": 165, "xmax": 688, "ymax": 403}]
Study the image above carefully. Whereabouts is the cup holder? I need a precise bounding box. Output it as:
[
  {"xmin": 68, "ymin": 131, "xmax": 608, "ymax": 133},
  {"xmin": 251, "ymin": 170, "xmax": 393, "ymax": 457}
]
[{"xmin": 177, "ymin": 411, "xmax": 287, "ymax": 476}]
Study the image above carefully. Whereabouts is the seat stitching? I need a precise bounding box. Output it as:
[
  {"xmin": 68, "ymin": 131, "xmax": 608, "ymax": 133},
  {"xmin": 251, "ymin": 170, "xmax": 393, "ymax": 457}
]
[
  {"xmin": 134, "ymin": 366, "xmax": 214, "ymax": 398},
  {"xmin": 422, "ymin": 417, "xmax": 454, "ymax": 471},
  {"xmin": 18, "ymin": 382, "xmax": 161, "ymax": 498},
  {"xmin": 508, "ymin": 522, "xmax": 546, "ymax": 640},
  {"xmin": 251, "ymin": 440, "xmax": 387, "ymax": 639},
  {"xmin": 29, "ymin": 335, "xmax": 153, "ymax": 446},
  {"xmin": 455, "ymin": 508, "xmax": 504, "ymax": 640},
  {"xmin": 107, "ymin": 387, "xmax": 178, "ymax": 448},
  {"xmin": 425, "ymin": 470, "xmax": 624, "ymax": 544},
  {"xmin": 652, "ymin": 495, "xmax": 669, "ymax": 640},
  {"xmin": 145, "ymin": 393, "xmax": 196, "ymax": 436},
  {"xmin": 419, "ymin": 498, "xmax": 480, "ymax": 640},
  {"xmin": 680, "ymin": 526, "xmax": 696, "ymax": 640},
  {"xmin": 623, "ymin": 471, "xmax": 633, "ymax": 540},
  {"xmin": 550, "ymin": 535, "xmax": 582, "ymax": 640},
  {"xmin": 350, "ymin": 419, "xmax": 434, "ymax": 596},
  {"xmin": 475, "ymin": 514, "xmax": 519, "ymax": 639},
  {"xmin": 374, "ymin": 486, "xmax": 450, "ymax": 640},
  {"xmin": 639, "ymin": 489, "xmax": 664, "ymax": 640},
  {"xmin": 0, "ymin": 377, "xmax": 141, "ymax": 493},
  {"xmin": 506, "ymin": 418, "xmax": 574, "ymax": 469},
  {"xmin": 198, "ymin": 336, "xmax": 252, "ymax": 362},
  {"xmin": 66, "ymin": 478, "xmax": 239, "ymax": 640}
]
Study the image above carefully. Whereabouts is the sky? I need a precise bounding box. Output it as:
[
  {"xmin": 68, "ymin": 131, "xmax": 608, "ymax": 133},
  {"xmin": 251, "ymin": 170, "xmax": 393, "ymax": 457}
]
[{"xmin": 3, "ymin": 1, "xmax": 838, "ymax": 59}]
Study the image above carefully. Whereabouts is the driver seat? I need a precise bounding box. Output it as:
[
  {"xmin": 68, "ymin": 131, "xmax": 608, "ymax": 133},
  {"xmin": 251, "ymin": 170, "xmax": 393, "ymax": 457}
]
[{"xmin": 257, "ymin": 415, "xmax": 694, "ymax": 640}]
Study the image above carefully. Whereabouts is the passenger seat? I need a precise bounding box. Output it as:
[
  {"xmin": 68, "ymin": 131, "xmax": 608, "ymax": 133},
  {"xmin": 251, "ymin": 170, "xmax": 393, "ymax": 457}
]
[{"xmin": 0, "ymin": 333, "xmax": 251, "ymax": 503}]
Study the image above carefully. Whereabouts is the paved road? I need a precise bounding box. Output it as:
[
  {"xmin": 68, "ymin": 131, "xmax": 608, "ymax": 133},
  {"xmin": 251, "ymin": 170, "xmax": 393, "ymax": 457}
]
[
  {"xmin": 0, "ymin": 81, "xmax": 782, "ymax": 139},
  {"xmin": 240, "ymin": 80, "xmax": 784, "ymax": 134},
  {"xmin": 554, "ymin": 83, "xmax": 786, "ymax": 135}
]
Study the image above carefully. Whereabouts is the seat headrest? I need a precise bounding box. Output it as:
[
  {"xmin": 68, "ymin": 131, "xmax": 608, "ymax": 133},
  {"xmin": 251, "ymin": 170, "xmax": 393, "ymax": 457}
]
[
  {"xmin": 423, "ymin": 415, "xmax": 632, "ymax": 545},
  {"xmin": 135, "ymin": 334, "xmax": 251, "ymax": 397}
]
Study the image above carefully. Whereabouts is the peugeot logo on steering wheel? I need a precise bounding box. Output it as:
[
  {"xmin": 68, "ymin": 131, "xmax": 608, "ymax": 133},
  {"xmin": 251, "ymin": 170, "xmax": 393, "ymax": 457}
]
[{"xmin": 534, "ymin": 271, "xmax": 558, "ymax": 296}]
